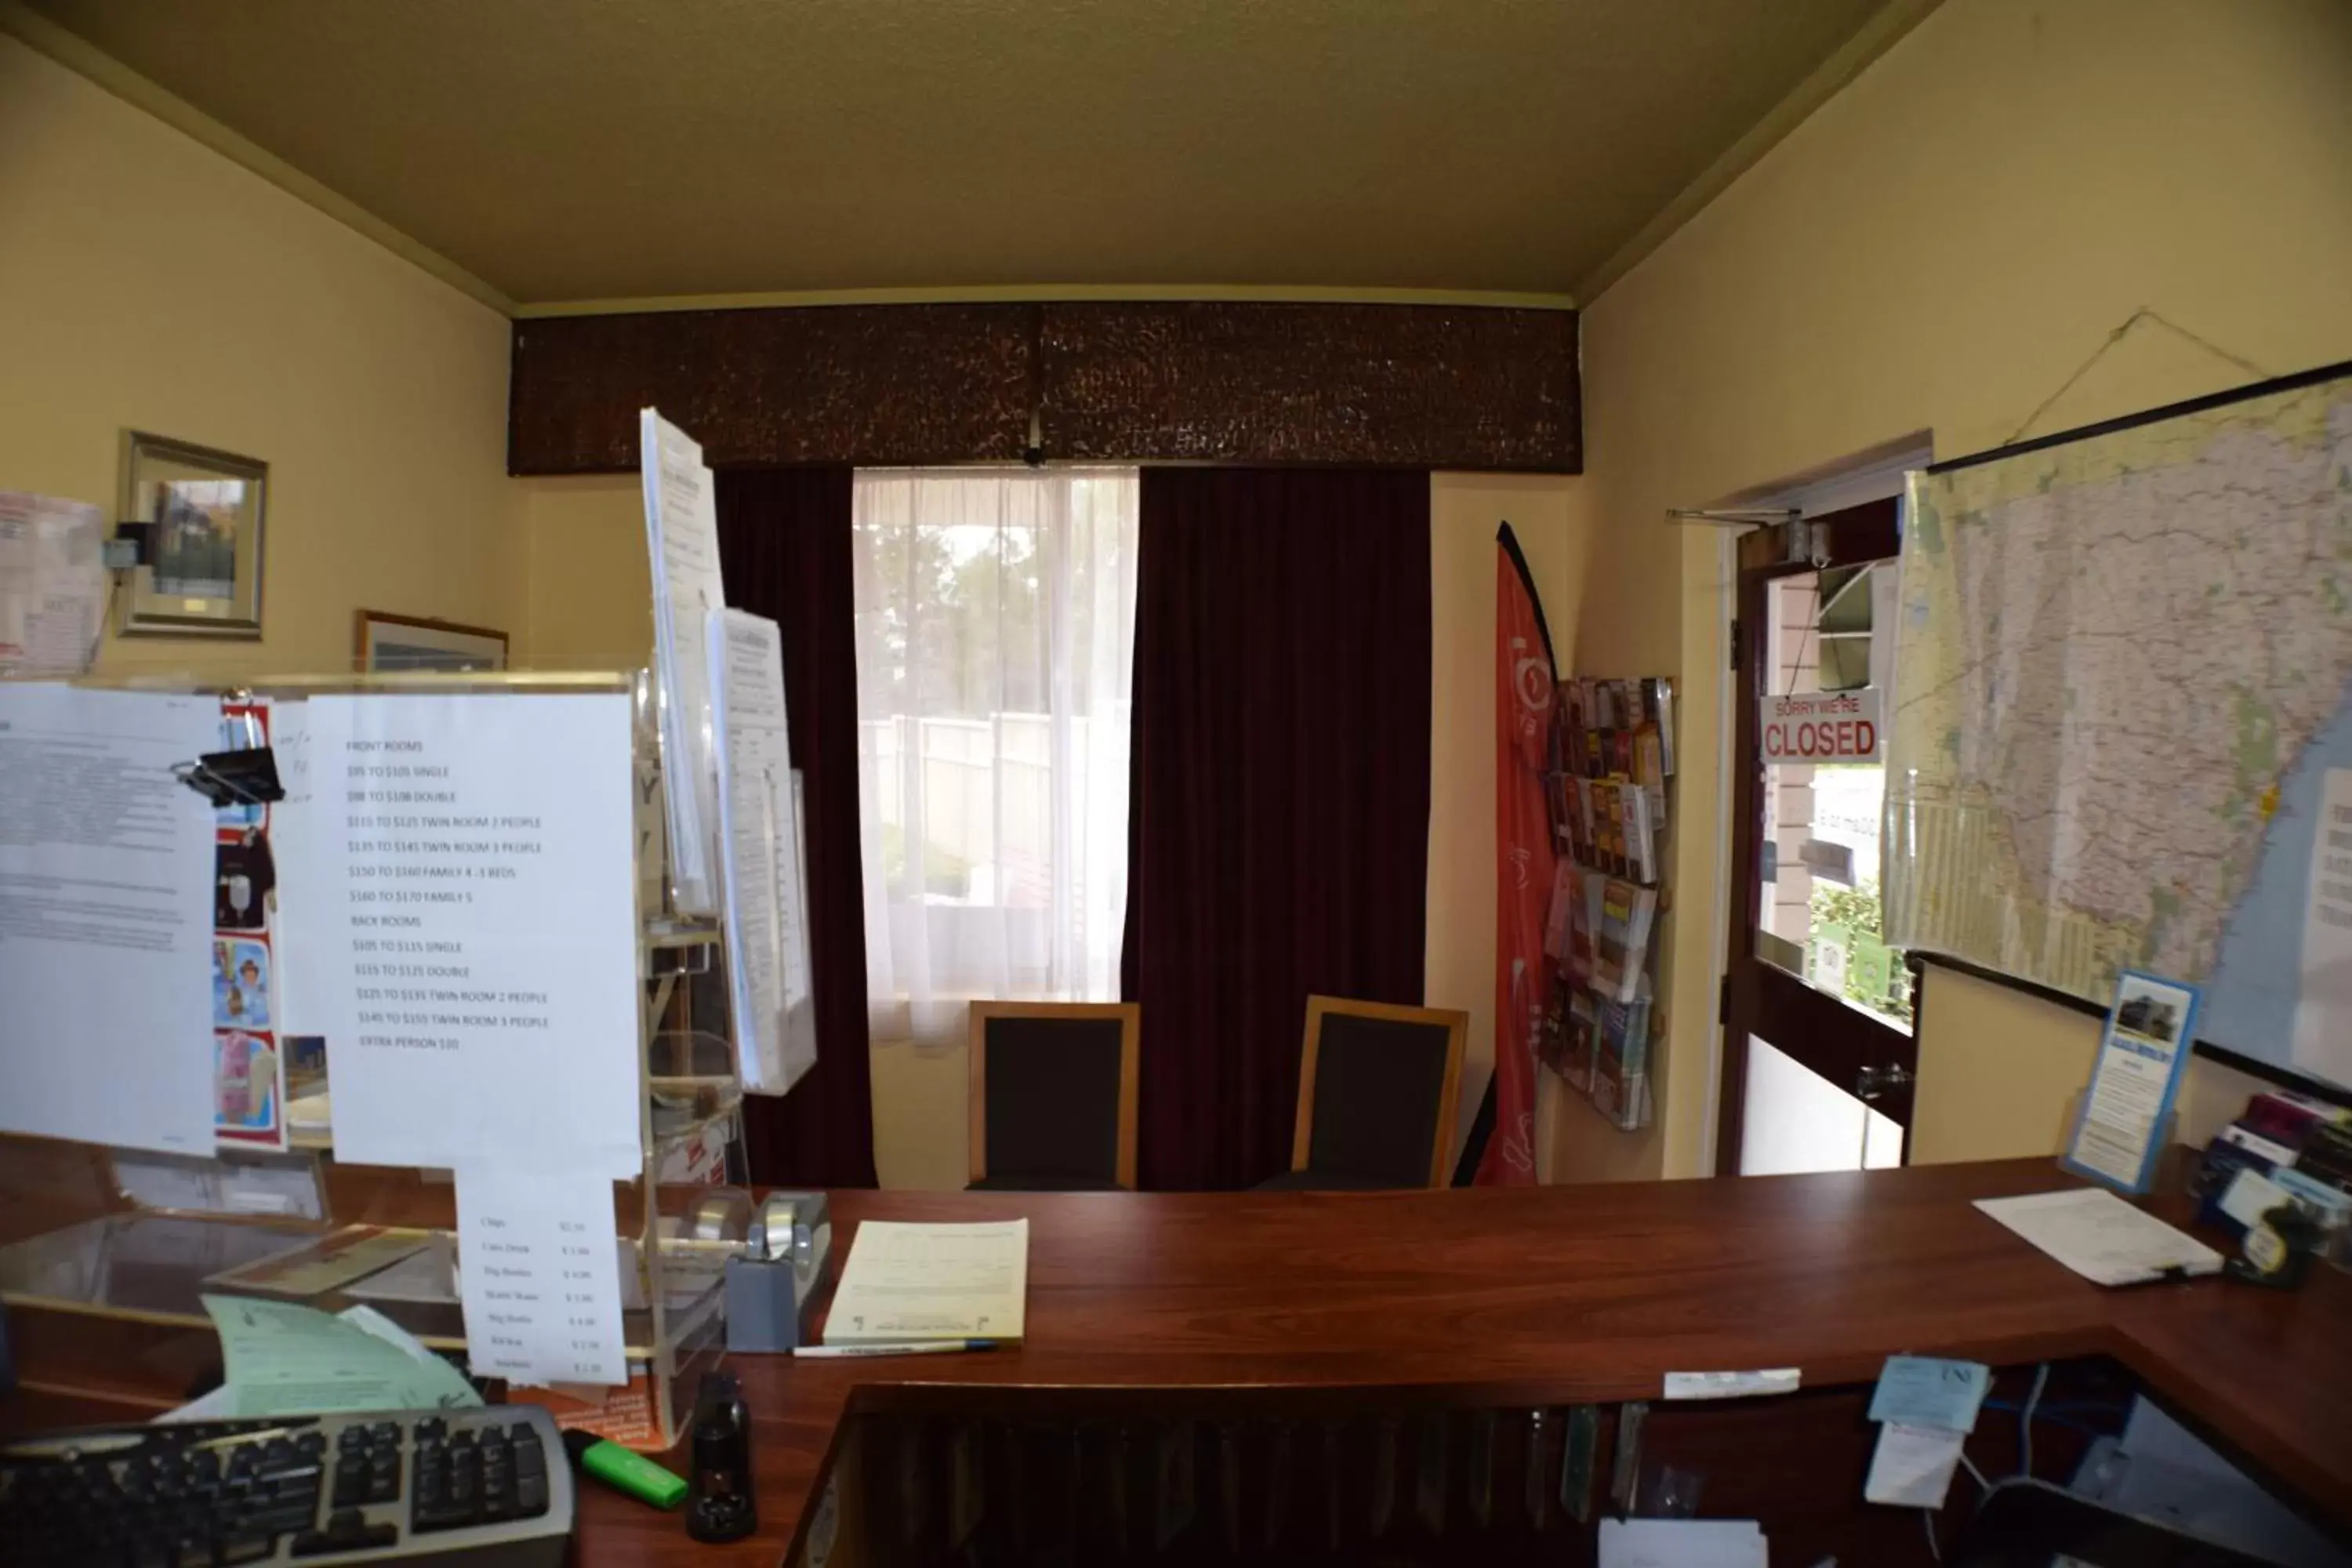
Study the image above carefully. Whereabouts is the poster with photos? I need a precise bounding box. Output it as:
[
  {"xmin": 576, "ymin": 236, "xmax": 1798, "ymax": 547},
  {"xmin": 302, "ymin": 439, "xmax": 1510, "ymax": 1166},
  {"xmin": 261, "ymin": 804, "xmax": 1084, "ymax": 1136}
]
[{"xmin": 213, "ymin": 699, "xmax": 287, "ymax": 1149}]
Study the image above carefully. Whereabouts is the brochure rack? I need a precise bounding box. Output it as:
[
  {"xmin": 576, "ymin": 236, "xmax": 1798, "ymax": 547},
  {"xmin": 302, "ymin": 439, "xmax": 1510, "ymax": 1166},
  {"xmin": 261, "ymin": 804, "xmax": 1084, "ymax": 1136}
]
[{"xmin": 1541, "ymin": 676, "xmax": 1675, "ymax": 1132}]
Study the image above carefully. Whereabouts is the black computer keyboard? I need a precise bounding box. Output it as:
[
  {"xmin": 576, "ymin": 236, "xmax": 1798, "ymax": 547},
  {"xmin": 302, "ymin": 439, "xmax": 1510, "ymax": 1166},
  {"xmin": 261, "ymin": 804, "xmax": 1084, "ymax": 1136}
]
[{"xmin": 0, "ymin": 1405, "xmax": 574, "ymax": 1566}]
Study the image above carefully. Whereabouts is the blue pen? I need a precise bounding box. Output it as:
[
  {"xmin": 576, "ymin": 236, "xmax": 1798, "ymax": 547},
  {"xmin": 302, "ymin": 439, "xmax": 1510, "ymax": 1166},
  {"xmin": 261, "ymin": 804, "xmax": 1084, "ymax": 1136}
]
[{"xmin": 791, "ymin": 1340, "xmax": 1000, "ymax": 1359}]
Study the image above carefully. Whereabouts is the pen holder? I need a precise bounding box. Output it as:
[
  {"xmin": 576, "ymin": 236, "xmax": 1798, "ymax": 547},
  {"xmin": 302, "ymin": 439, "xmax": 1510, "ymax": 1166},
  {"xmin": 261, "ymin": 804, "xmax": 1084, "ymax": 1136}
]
[{"xmin": 723, "ymin": 1192, "xmax": 832, "ymax": 1352}]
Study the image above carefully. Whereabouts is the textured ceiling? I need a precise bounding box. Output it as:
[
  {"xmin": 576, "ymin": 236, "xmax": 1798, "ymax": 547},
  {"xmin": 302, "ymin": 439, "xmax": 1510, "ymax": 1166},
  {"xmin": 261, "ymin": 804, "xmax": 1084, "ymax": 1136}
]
[{"xmin": 27, "ymin": 0, "xmax": 1891, "ymax": 305}]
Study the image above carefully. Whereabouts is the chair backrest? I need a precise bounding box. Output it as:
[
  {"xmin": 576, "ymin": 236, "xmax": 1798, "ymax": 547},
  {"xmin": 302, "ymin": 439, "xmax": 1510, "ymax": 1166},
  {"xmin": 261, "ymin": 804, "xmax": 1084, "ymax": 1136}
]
[
  {"xmin": 967, "ymin": 1002, "xmax": 1140, "ymax": 1188},
  {"xmin": 1293, "ymin": 996, "xmax": 1468, "ymax": 1189}
]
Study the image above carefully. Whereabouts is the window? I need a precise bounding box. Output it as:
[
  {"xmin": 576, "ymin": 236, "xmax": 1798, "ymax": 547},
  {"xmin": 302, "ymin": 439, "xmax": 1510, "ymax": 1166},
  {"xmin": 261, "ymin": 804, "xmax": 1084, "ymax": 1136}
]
[{"xmin": 850, "ymin": 470, "xmax": 1138, "ymax": 1044}]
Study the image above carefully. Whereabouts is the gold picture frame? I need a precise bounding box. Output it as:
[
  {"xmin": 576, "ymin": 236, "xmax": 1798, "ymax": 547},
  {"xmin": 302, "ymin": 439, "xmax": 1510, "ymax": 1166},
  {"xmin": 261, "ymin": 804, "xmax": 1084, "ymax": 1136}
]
[
  {"xmin": 355, "ymin": 609, "xmax": 510, "ymax": 672},
  {"xmin": 118, "ymin": 430, "xmax": 267, "ymax": 638}
]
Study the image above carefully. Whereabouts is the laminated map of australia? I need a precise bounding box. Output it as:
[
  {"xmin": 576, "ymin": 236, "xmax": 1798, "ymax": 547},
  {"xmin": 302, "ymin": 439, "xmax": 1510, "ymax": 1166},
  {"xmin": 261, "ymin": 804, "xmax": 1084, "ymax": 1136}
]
[{"xmin": 1885, "ymin": 368, "xmax": 2352, "ymax": 1087}]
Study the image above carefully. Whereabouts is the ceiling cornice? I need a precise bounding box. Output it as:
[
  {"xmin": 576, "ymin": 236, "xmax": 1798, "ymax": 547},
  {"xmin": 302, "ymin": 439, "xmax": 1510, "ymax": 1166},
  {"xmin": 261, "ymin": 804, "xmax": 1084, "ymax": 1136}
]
[{"xmin": 512, "ymin": 283, "xmax": 1579, "ymax": 320}]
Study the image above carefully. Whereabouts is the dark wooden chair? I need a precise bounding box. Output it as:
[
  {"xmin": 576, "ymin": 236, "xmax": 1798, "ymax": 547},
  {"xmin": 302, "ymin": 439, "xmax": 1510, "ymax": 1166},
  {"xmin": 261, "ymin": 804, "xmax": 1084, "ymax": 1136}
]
[
  {"xmin": 1255, "ymin": 996, "xmax": 1468, "ymax": 1192},
  {"xmin": 967, "ymin": 1001, "xmax": 1140, "ymax": 1192}
]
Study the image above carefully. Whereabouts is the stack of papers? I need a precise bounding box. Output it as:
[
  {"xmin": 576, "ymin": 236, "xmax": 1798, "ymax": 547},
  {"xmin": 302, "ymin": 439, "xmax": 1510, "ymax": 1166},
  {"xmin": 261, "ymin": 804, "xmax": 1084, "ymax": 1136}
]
[
  {"xmin": 1597, "ymin": 1519, "xmax": 1766, "ymax": 1566},
  {"xmin": 638, "ymin": 409, "xmax": 727, "ymax": 914},
  {"xmin": 1974, "ymin": 1189, "xmax": 2221, "ymax": 1286},
  {"xmin": 825, "ymin": 1220, "xmax": 1029, "ymax": 1344}
]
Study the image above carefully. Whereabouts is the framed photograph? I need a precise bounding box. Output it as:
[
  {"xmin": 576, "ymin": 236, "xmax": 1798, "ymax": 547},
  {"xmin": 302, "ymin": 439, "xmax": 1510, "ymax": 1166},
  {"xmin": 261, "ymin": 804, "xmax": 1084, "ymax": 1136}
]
[
  {"xmin": 356, "ymin": 609, "xmax": 509, "ymax": 672},
  {"xmin": 118, "ymin": 430, "xmax": 267, "ymax": 637}
]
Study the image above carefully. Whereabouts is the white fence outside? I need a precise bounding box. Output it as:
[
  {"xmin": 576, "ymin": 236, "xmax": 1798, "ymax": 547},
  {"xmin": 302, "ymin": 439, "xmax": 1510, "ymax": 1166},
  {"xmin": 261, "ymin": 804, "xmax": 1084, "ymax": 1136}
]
[{"xmin": 862, "ymin": 713, "xmax": 1091, "ymax": 906}]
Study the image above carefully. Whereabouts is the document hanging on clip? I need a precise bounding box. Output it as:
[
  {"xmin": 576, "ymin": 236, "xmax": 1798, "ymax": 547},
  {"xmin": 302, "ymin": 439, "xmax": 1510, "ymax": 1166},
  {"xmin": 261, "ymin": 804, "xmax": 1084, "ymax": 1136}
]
[
  {"xmin": 639, "ymin": 409, "xmax": 726, "ymax": 915},
  {"xmin": 706, "ymin": 608, "xmax": 816, "ymax": 1095}
]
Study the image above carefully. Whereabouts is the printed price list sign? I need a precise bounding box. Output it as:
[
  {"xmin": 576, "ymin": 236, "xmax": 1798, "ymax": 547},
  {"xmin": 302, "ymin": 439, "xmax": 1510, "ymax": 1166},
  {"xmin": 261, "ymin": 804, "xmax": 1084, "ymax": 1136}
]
[{"xmin": 456, "ymin": 1167, "xmax": 627, "ymax": 1386}]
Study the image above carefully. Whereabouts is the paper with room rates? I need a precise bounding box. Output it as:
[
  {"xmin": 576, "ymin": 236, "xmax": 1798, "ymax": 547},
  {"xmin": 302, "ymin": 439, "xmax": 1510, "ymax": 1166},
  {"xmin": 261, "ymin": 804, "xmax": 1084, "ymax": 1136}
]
[
  {"xmin": 303, "ymin": 692, "xmax": 641, "ymax": 1177},
  {"xmin": 825, "ymin": 1220, "xmax": 1029, "ymax": 1344},
  {"xmin": 707, "ymin": 607, "xmax": 817, "ymax": 1094},
  {"xmin": 639, "ymin": 408, "xmax": 726, "ymax": 915},
  {"xmin": 456, "ymin": 1166, "xmax": 628, "ymax": 1387},
  {"xmin": 0, "ymin": 684, "xmax": 218, "ymax": 1155}
]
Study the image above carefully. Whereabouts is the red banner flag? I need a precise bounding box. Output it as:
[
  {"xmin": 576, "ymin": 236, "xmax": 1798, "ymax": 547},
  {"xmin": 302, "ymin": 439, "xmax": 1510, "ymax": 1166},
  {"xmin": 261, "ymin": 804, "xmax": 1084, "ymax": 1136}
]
[{"xmin": 1477, "ymin": 526, "xmax": 1556, "ymax": 1185}]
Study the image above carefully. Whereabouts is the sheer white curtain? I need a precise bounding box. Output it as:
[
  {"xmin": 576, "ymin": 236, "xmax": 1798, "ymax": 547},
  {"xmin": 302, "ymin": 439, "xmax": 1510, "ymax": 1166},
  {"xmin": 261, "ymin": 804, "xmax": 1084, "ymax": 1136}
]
[{"xmin": 851, "ymin": 469, "xmax": 1138, "ymax": 1046}]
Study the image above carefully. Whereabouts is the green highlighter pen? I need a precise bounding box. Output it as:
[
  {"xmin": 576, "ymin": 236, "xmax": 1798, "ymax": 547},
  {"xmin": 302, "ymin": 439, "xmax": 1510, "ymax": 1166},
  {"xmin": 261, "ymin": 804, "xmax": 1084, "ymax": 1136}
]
[{"xmin": 562, "ymin": 1428, "xmax": 689, "ymax": 1510}]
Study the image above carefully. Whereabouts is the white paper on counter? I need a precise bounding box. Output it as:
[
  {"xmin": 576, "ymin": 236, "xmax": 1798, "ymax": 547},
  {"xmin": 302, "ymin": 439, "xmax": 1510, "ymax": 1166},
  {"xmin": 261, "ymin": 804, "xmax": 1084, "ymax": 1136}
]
[
  {"xmin": 1596, "ymin": 1518, "xmax": 1766, "ymax": 1567},
  {"xmin": 1661, "ymin": 1367, "xmax": 1801, "ymax": 1400},
  {"xmin": 639, "ymin": 409, "xmax": 725, "ymax": 914},
  {"xmin": 455, "ymin": 1165, "xmax": 627, "ymax": 1387},
  {"xmin": 707, "ymin": 608, "xmax": 816, "ymax": 1094},
  {"xmin": 1974, "ymin": 1188, "xmax": 2221, "ymax": 1286},
  {"xmin": 305, "ymin": 692, "xmax": 641, "ymax": 1175},
  {"xmin": 0, "ymin": 684, "xmax": 217, "ymax": 1153}
]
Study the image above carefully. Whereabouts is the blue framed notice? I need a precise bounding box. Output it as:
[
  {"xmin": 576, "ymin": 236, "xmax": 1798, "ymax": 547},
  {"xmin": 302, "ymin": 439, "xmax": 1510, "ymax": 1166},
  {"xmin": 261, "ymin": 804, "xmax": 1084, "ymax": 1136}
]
[{"xmin": 2060, "ymin": 970, "xmax": 2201, "ymax": 1194}]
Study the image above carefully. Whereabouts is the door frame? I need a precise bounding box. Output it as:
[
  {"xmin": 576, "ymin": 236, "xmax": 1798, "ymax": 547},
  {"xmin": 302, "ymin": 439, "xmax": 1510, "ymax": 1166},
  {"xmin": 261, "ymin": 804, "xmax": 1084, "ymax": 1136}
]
[{"xmin": 1715, "ymin": 498, "xmax": 1916, "ymax": 1175}]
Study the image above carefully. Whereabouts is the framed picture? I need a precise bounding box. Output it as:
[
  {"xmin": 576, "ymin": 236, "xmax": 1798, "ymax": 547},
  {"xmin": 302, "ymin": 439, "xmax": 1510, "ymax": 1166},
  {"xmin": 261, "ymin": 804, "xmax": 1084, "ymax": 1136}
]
[
  {"xmin": 118, "ymin": 430, "xmax": 267, "ymax": 637},
  {"xmin": 356, "ymin": 610, "xmax": 509, "ymax": 672}
]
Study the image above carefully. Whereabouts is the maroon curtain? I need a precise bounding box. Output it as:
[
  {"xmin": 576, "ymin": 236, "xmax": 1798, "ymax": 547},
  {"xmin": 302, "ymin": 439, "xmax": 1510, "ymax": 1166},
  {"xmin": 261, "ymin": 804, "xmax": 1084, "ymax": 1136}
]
[
  {"xmin": 712, "ymin": 467, "xmax": 879, "ymax": 1189},
  {"xmin": 1121, "ymin": 468, "xmax": 1433, "ymax": 1190}
]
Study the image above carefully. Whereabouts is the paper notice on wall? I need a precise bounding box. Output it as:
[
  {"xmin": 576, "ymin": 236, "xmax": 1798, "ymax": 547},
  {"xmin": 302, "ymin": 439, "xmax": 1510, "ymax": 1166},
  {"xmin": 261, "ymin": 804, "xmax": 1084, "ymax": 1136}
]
[
  {"xmin": 707, "ymin": 608, "xmax": 816, "ymax": 1094},
  {"xmin": 639, "ymin": 409, "xmax": 726, "ymax": 915},
  {"xmin": 306, "ymin": 692, "xmax": 641, "ymax": 1175},
  {"xmin": 0, "ymin": 684, "xmax": 218, "ymax": 1153},
  {"xmin": 0, "ymin": 492, "xmax": 106, "ymax": 677},
  {"xmin": 455, "ymin": 1166, "xmax": 628, "ymax": 1388}
]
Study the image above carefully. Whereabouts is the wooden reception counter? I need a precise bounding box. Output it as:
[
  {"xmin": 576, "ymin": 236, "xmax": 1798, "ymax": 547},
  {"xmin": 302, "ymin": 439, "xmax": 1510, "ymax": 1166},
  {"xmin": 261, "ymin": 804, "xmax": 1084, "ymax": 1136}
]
[{"xmin": 6, "ymin": 1158, "xmax": 2349, "ymax": 1563}]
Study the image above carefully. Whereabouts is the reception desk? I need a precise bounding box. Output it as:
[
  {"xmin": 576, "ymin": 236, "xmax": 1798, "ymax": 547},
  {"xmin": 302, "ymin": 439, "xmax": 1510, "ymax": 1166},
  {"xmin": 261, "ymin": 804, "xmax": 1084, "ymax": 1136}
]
[
  {"xmin": 565, "ymin": 1158, "xmax": 2352, "ymax": 1565},
  {"xmin": 5, "ymin": 1158, "xmax": 2348, "ymax": 1563}
]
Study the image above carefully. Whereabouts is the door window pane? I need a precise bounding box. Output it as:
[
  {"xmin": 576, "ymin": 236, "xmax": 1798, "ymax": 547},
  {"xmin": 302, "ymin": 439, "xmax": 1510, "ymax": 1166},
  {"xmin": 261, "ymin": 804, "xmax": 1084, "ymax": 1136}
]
[
  {"xmin": 1739, "ymin": 1037, "xmax": 1903, "ymax": 1176},
  {"xmin": 1752, "ymin": 568, "xmax": 1912, "ymax": 1028}
]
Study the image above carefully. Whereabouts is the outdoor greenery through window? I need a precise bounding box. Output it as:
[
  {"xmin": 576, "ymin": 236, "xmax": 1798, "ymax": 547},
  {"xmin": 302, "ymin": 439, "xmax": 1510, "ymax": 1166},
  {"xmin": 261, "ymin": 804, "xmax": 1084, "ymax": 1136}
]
[{"xmin": 850, "ymin": 470, "xmax": 1138, "ymax": 1044}]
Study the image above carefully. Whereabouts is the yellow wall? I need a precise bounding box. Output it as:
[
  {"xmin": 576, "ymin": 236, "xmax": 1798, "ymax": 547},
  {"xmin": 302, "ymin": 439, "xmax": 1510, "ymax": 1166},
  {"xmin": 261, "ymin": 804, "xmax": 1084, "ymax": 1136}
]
[
  {"xmin": 1562, "ymin": 0, "xmax": 2352, "ymax": 1180},
  {"xmin": 518, "ymin": 477, "xmax": 651, "ymax": 671},
  {"xmin": 0, "ymin": 32, "xmax": 521, "ymax": 675}
]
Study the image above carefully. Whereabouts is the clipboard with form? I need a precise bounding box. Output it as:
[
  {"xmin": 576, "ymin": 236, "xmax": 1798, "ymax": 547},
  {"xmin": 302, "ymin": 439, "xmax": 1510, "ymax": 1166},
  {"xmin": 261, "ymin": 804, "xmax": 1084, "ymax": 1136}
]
[{"xmin": 824, "ymin": 1220, "xmax": 1029, "ymax": 1344}]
